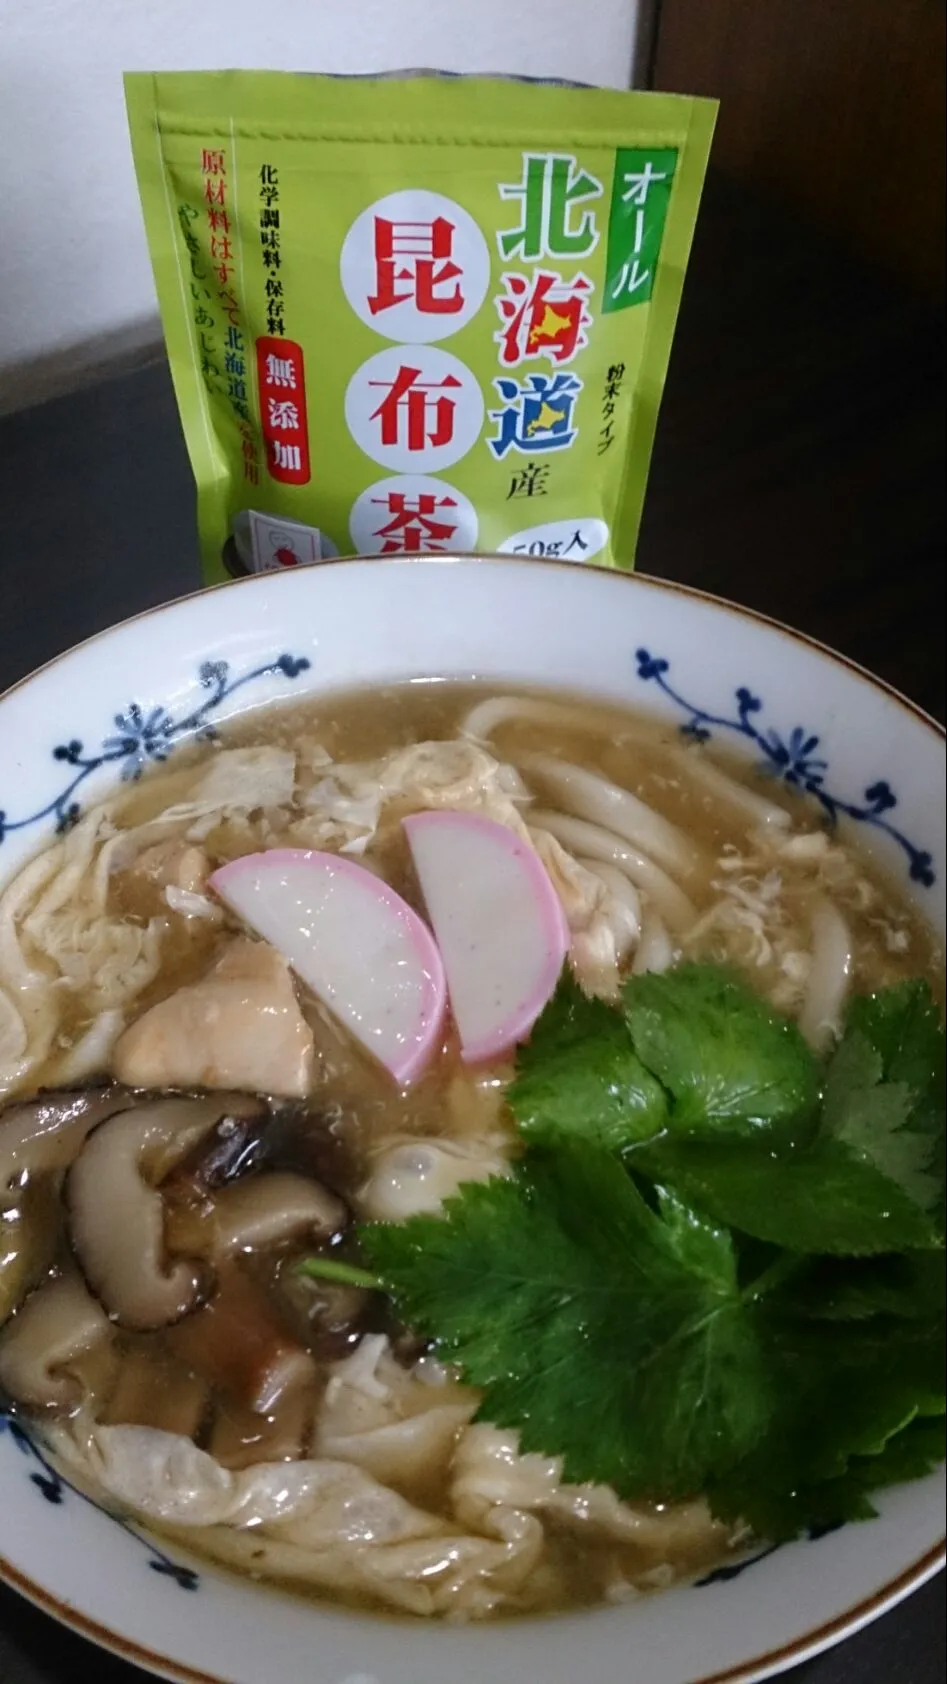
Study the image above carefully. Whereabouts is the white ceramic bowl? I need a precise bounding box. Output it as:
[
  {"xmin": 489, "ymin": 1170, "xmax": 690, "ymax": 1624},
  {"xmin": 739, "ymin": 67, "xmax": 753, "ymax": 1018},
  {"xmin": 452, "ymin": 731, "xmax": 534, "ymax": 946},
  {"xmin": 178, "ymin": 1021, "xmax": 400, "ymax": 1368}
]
[{"xmin": 0, "ymin": 557, "xmax": 943, "ymax": 1684}]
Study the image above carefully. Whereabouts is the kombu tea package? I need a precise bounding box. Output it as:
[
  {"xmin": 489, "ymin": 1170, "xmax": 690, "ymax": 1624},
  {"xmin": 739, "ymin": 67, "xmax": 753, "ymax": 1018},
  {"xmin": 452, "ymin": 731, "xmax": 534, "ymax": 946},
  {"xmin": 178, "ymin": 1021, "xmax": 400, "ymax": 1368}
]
[{"xmin": 126, "ymin": 71, "xmax": 715, "ymax": 582}]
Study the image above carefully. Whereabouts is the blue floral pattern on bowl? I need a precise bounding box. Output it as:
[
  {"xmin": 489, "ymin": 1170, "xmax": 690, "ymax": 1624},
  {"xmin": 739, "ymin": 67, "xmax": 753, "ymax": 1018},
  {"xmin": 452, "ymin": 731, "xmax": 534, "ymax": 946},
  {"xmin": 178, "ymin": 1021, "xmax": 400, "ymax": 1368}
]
[
  {"xmin": 2, "ymin": 644, "xmax": 932, "ymax": 892},
  {"xmin": 0, "ymin": 653, "xmax": 311, "ymax": 848},
  {"xmin": 635, "ymin": 649, "xmax": 935, "ymax": 888},
  {"xmin": 0, "ymin": 1410, "xmax": 198, "ymax": 1590}
]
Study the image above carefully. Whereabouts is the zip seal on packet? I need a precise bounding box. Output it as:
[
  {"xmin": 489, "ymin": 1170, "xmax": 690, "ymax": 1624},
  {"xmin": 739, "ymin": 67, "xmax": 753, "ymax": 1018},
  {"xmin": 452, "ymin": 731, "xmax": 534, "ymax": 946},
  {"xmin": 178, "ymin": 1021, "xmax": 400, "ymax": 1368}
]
[{"xmin": 125, "ymin": 71, "xmax": 716, "ymax": 583}]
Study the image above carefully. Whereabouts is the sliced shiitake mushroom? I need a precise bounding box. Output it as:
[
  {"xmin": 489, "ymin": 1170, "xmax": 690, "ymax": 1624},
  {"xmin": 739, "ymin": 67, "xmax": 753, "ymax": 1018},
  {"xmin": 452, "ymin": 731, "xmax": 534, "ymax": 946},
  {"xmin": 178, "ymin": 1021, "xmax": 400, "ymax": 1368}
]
[
  {"xmin": 146, "ymin": 1094, "xmax": 266, "ymax": 1186},
  {"xmin": 0, "ymin": 1269, "xmax": 113, "ymax": 1410},
  {"xmin": 169, "ymin": 1107, "xmax": 268, "ymax": 1191},
  {"xmin": 277, "ymin": 1263, "xmax": 373, "ymax": 1361},
  {"xmin": 0, "ymin": 1087, "xmax": 137, "ymax": 1210},
  {"xmin": 65, "ymin": 1095, "xmax": 254, "ymax": 1331},
  {"xmin": 262, "ymin": 1100, "xmax": 361, "ymax": 1200},
  {"xmin": 197, "ymin": 1172, "xmax": 345, "ymax": 1259},
  {"xmin": 0, "ymin": 1179, "xmax": 60, "ymax": 1326}
]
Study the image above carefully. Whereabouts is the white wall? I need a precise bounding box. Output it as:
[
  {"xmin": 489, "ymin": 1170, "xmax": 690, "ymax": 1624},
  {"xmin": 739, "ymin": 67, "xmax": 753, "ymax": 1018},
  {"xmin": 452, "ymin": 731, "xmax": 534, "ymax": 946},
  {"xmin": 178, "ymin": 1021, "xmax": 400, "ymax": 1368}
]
[{"xmin": 0, "ymin": 0, "xmax": 642, "ymax": 404}]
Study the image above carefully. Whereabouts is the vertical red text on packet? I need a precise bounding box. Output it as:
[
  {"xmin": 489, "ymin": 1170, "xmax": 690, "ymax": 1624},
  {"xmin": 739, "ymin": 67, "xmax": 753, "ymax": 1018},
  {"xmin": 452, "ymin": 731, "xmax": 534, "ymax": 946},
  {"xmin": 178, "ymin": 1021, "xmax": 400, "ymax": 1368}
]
[{"xmin": 256, "ymin": 337, "xmax": 311, "ymax": 484}]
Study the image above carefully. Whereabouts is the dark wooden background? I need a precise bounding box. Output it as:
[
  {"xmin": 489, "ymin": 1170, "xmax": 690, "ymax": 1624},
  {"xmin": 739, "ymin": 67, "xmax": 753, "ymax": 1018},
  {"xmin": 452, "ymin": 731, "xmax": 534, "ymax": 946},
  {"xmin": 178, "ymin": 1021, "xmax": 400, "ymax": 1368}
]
[{"xmin": 650, "ymin": 0, "xmax": 946, "ymax": 298}]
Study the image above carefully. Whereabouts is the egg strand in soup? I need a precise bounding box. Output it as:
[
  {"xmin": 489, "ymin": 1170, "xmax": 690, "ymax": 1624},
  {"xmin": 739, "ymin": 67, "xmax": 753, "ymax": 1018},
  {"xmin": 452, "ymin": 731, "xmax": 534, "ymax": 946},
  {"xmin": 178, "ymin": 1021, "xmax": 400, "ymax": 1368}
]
[{"xmin": 0, "ymin": 683, "xmax": 942, "ymax": 1621}]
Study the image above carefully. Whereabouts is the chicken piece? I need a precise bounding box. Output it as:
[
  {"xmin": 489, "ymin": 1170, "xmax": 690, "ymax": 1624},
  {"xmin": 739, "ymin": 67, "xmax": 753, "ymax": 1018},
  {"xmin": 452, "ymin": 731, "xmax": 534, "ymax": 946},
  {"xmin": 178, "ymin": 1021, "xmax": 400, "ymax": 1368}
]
[
  {"xmin": 136, "ymin": 841, "xmax": 209, "ymax": 894},
  {"xmin": 112, "ymin": 938, "xmax": 314, "ymax": 1097},
  {"xmin": 113, "ymin": 840, "xmax": 211, "ymax": 920}
]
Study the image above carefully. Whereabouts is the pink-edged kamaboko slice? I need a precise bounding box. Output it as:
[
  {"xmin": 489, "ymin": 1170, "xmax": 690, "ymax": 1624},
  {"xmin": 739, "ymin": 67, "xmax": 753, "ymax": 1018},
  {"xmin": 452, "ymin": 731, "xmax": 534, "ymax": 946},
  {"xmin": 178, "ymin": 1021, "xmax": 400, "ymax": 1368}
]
[
  {"xmin": 404, "ymin": 811, "xmax": 569, "ymax": 1064},
  {"xmin": 209, "ymin": 850, "xmax": 446, "ymax": 1084}
]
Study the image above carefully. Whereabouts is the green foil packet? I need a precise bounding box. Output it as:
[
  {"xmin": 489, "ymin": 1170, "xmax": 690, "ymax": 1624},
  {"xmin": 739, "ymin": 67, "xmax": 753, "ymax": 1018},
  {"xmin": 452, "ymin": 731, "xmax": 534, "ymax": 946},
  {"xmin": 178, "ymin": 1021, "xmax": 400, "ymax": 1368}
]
[{"xmin": 125, "ymin": 71, "xmax": 716, "ymax": 582}]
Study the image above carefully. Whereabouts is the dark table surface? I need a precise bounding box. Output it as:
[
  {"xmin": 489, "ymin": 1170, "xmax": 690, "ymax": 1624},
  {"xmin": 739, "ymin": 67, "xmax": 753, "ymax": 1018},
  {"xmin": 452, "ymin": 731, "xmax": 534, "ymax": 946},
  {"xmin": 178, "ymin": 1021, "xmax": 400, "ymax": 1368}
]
[{"xmin": 0, "ymin": 175, "xmax": 944, "ymax": 1684}]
